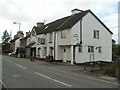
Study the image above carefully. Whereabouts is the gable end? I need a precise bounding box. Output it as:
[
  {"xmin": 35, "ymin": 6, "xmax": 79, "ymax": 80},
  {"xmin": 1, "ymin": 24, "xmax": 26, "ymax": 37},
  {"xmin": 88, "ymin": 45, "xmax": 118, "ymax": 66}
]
[{"xmin": 88, "ymin": 10, "xmax": 113, "ymax": 34}]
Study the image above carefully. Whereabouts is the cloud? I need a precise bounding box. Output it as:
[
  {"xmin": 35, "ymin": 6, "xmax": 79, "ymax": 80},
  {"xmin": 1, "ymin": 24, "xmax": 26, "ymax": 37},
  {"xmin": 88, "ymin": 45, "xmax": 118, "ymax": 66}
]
[
  {"xmin": 100, "ymin": 12, "xmax": 118, "ymax": 41},
  {"xmin": 0, "ymin": 0, "xmax": 118, "ymax": 42}
]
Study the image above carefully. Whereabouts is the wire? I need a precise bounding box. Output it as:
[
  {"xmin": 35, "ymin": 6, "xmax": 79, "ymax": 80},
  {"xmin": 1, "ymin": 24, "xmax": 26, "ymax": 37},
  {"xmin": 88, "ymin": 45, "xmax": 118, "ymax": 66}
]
[{"xmin": 109, "ymin": 26, "xmax": 120, "ymax": 29}]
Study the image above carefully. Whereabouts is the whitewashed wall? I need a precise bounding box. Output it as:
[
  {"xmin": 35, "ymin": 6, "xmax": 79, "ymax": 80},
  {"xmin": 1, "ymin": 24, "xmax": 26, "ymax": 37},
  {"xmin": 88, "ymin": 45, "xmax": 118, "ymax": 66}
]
[
  {"xmin": 57, "ymin": 29, "xmax": 71, "ymax": 45},
  {"xmin": 75, "ymin": 12, "xmax": 112, "ymax": 63},
  {"xmin": 15, "ymin": 38, "xmax": 21, "ymax": 52}
]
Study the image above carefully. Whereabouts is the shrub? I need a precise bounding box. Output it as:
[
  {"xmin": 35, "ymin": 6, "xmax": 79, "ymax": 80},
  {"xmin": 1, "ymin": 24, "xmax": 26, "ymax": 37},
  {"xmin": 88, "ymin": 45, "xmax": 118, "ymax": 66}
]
[{"xmin": 101, "ymin": 63, "xmax": 118, "ymax": 77}]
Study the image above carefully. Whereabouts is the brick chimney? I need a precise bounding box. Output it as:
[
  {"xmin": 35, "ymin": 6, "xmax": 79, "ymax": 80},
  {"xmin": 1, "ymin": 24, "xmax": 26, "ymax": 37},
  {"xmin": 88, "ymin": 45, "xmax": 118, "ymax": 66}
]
[
  {"xmin": 71, "ymin": 9, "xmax": 83, "ymax": 15},
  {"xmin": 37, "ymin": 22, "xmax": 44, "ymax": 27}
]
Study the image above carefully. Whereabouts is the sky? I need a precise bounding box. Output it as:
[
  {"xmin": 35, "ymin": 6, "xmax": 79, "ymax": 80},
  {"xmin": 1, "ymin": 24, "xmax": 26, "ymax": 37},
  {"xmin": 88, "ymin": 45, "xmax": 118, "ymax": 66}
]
[{"xmin": 0, "ymin": 0, "xmax": 119, "ymax": 43}]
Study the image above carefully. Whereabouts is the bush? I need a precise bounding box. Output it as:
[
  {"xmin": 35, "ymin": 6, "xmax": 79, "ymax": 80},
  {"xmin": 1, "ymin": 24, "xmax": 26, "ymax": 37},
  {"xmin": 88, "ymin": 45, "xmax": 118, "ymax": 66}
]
[
  {"xmin": 101, "ymin": 63, "xmax": 118, "ymax": 77},
  {"xmin": 46, "ymin": 55, "xmax": 54, "ymax": 62}
]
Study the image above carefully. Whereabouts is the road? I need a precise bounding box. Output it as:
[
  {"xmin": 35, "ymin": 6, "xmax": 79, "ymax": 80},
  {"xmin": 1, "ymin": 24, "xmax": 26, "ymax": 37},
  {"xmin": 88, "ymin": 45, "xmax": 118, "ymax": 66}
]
[{"xmin": 2, "ymin": 55, "xmax": 119, "ymax": 88}]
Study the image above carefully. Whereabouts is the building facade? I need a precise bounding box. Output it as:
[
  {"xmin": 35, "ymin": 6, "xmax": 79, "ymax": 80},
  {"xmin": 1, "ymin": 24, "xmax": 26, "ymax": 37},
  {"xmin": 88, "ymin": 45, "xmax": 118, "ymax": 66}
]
[{"xmin": 30, "ymin": 9, "xmax": 112, "ymax": 64}]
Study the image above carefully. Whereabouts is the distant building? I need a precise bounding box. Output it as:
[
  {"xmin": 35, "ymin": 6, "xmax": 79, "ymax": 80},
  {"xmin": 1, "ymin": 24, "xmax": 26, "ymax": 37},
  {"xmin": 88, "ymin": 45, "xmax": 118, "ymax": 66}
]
[{"xmin": 10, "ymin": 31, "xmax": 24, "ymax": 55}]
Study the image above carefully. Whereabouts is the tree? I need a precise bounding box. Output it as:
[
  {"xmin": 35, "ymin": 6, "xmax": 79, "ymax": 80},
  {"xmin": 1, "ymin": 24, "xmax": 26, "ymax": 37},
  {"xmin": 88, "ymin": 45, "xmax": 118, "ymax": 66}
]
[
  {"xmin": 1, "ymin": 30, "xmax": 10, "ymax": 44},
  {"xmin": 112, "ymin": 39, "xmax": 116, "ymax": 45},
  {"xmin": 1, "ymin": 30, "xmax": 11, "ymax": 53},
  {"xmin": 112, "ymin": 44, "xmax": 120, "ymax": 61}
]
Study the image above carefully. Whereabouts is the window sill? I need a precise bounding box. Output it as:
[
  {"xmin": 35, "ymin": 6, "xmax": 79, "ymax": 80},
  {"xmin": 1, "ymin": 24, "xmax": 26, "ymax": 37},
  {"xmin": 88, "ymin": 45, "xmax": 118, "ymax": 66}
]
[{"xmin": 88, "ymin": 52, "xmax": 94, "ymax": 53}]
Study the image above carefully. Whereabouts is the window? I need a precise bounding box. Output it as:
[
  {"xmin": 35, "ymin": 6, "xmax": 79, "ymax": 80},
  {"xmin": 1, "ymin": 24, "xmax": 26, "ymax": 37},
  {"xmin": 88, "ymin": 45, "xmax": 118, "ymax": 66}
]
[
  {"xmin": 88, "ymin": 46, "xmax": 94, "ymax": 53},
  {"xmin": 38, "ymin": 47, "xmax": 40, "ymax": 56},
  {"xmin": 93, "ymin": 30, "xmax": 99, "ymax": 39},
  {"xmin": 41, "ymin": 38, "xmax": 45, "ymax": 44},
  {"xmin": 64, "ymin": 49, "xmax": 66, "ymax": 52},
  {"xmin": 49, "ymin": 33, "xmax": 52, "ymax": 43},
  {"xmin": 74, "ymin": 34, "xmax": 78, "ymax": 40},
  {"xmin": 98, "ymin": 46, "xmax": 102, "ymax": 53},
  {"xmin": 38, "ymin": 38, "xmax": 40, "ymax": 44},
  {"xmin": 78, "ymin": 45, "xmax": 82, "ymax": 53},
  {"xmin": 61, "ymin": 30, "xmax": 66, "ymax": 38}
]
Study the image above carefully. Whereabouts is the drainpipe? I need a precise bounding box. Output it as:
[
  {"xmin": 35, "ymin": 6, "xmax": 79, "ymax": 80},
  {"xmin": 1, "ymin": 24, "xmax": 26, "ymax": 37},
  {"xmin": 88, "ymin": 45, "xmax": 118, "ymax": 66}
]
[
  {"xmin": 80, "ymin": 18, "xmax": 83, "ymax": 45},
  {"xmin": 73, "ymin": 18, "xmax": 83, "ymax": 64},
  {"xmin": 54, "ymin": 32, "xmax": 56, "ymax": 60}
]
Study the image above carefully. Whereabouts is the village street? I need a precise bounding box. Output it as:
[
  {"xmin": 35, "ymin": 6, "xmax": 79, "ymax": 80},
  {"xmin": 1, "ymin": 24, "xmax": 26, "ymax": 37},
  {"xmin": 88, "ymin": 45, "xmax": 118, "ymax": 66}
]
[{"xmin": 2, "ymin": 55, "xmax": 119, "ymax": 88}]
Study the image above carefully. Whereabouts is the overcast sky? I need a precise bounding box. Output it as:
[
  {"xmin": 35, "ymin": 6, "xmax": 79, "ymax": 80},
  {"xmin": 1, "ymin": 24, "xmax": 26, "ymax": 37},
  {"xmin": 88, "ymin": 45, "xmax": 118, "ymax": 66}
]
[{"xmin": 0, "ymin": 0, "xmax": 119, "ymax": 43}]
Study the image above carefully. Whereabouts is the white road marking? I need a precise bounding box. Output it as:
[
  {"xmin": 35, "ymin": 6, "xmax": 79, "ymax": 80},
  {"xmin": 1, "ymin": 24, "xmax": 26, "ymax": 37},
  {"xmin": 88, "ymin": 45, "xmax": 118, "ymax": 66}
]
[
  {"xmin": 0, "ymin": 79, "xmax": 7, "ymax": 88},
  {"xmin": 35, "ymin": 72, "xmax": 72, "ymax": 87},
  {"xmin": 12, "ymin": 74, "xmax": 21, "ymax": 78},
  {"xmin": 6, "ymin": 60, "xmax": 12, "ymax": 63},
  {"xmin": 71, "ymin": 73, "xmax": 119, "ymax": 85},
  {"xmin": 16, "ymin": 64, "xmax": 27, "ymax": 70},
  {"xmin": 39, "ymin": 66, "xmax": 119, "ymax": 86},
  {"xmin": 9, "ymin": 57, "xmax": 118, "ymax": 86}
]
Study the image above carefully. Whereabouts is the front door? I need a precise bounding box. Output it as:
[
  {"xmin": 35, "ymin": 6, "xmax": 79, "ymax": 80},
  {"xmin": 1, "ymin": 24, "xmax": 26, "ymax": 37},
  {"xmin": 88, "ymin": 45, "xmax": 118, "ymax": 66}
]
[
  {"xmin": 90, "ymin": 54, "xmax": 94, "ymax": 62},
  {"xmin": 63, "ymin": 49, "xmax": 66, "ymax": 62},
  {"xmin": 31, "ymin": 48, "xmax": 36, "ymax": 58}
]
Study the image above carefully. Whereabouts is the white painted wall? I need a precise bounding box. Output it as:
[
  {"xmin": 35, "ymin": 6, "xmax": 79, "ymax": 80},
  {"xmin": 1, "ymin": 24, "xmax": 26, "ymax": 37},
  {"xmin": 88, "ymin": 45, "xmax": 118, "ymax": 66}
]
[
  {"xmin": 57, "ymin": 29, "xmax": 71, "ymax": 45},
  {"xmin": 26, "ymin": 38, "xmax": 30, "ymax": 46},
  {"xmin": 75, "ymin": 12, "xmax": 112, "ymax": 63},
  {"xmin": 36, "ymin": 34, "xmax": 46, "ymax": 58},
  {"xmin": 15, "ymin": 38, "xmax": 21, "ymax": 52},
  {"xmin": 36, "ymin": 32, "xmax": 55, "ymax": 59},
  {"xmin": 71, "ymin": 21, "xmax": 80, "ymax": 45}
]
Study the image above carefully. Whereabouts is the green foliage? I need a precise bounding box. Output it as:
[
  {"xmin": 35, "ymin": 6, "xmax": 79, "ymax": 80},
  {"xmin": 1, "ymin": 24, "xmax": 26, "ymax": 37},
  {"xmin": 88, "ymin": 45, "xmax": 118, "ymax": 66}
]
[
  {"xmin": 93, "ymin": 63, "xmax": 118, "ymax": 77},
  {"xmin": 101, "ymin": 63, "xmax": 117, "ymax": 77},
  {"xmin": 112, "ymin": 39, "xmax": 116, "ymax": 45},
  {"xmin": 1, "ymin": 30, "xmax": 10, "ymax": 44},
  {"xmin": 112, "ymin": 44, "xmax": 120, "ymax": 61},
  {"xmin": 46, "ymin": 55, "xmax": 54, "ymax": 62},
  {"xmin": 1, "ymin": 30, "xmax": 11, "ymax": 53}
]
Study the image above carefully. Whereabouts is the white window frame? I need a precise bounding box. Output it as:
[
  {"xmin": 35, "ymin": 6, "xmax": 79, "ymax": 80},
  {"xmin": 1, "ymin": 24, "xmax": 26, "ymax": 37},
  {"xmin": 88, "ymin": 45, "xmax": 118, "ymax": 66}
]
[
  {"xmin": 49, "ymin": 47, "xmax": 53, "ymax": 56},
  {"xmin": 98, "ymin": 46, "xmax": 102, "ymax": 53},
  {"xmin": 93, "ymin": 30, "xmax": 99, "ymax": 39},
  {"xmin": 61, "ymin": 30, "xmax": 66, "ymax": 38},
  {"xmin": 38, "ymin": 38, "xmax": 40, "ymax": 44},
  {"xmin": 88, "ymin": 46, "xmax": 94, "ymax": 53},
  {"xmin": 78, "ymin": 45, "xmax": 82, "ymax": 53},
  {"xmin": 41, "ymin": 38, "xmax": 45, "ymax": 44}
]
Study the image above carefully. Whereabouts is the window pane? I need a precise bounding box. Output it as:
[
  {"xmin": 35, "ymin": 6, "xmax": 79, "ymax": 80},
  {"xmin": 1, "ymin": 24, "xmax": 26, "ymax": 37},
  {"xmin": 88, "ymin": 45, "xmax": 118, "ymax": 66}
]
[
  {"xmin": 88, "ymin": 46, "xmax": 94, "ymax": 53},
  {"xmin": 78, "ymin": 46, "xmax": 82, "ymax": 52},
  {"xmin": 98, "ymin": 46, "xmax": 102, "ymax": 53},
  {"xmin": 88, "ymin": 46, "xmax": 90, "ymax": 52},
  {"xmin": 97, "ymin": 31, "xmax": 99, "ymax": 39},
  {"xmin": 93, "ymin": 30, "xmax": 99, "ymax": 39}
]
